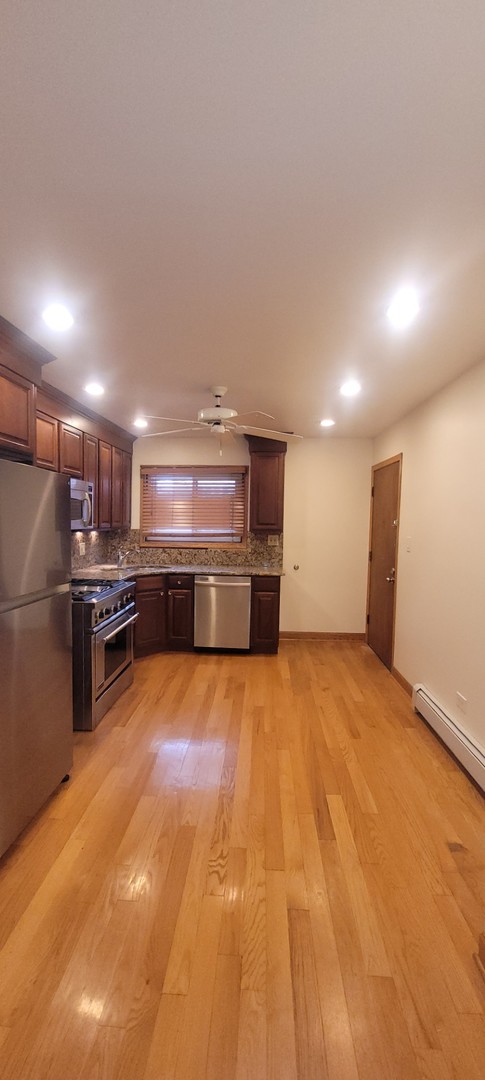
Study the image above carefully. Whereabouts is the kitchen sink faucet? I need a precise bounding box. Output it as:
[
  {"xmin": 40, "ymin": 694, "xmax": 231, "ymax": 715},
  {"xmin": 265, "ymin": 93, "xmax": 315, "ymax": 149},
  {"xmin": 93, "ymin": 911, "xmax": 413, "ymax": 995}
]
[{"xmin": 117, "ymin": 550, "xmax": 129, "ymax": 568}]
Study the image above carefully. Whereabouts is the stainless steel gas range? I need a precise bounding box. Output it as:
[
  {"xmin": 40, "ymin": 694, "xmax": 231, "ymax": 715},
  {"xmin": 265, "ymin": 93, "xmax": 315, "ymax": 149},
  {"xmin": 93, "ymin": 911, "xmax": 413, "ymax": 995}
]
[{"xmin": 72, "ymin": 578, "xmax": 138, "ymax": 731}]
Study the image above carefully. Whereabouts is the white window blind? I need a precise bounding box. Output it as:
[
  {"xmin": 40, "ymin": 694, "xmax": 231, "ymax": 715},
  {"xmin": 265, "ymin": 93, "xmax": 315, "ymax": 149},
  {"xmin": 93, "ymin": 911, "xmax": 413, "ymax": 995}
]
[{"xmin": 140, "ymin": 465, "xmax": 248, "ymax": 546}]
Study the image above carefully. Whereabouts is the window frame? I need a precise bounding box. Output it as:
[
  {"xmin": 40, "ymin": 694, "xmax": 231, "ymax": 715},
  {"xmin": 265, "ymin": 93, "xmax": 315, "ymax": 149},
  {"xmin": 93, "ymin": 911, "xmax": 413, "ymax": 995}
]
[{"xmin": 139, "ymin": 463, "xmax": 249, "ymax": 549}]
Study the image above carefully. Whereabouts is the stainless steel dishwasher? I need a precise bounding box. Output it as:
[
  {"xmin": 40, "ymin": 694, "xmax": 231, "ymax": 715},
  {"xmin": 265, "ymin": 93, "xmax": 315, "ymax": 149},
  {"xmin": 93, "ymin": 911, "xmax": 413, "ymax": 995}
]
[{"xmin": 194, "ymin": 575, "xmax": 251, "ymax": 649}]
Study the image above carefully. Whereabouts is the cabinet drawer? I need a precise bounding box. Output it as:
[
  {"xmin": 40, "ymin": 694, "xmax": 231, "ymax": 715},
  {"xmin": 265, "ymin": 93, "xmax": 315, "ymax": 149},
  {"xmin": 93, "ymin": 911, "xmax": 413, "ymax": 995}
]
[
  {"xmin": 136, "ymin": 575, "xmax": 165, "ymax": 592},
  {"xmin": 251, "ymin": 575, "xmax": 280, "ymax": 592},
  {"xmin": 168, "ymin": 574, "xmax": 193, "ymax": 590}
]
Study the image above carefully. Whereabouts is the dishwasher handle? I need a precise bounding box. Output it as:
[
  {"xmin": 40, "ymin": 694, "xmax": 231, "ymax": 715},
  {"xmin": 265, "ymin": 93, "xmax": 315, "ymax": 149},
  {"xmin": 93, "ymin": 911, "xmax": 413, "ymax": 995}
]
[{"xmin": 195, "ymin": 579, "xmax": 251, "ymax": 587}]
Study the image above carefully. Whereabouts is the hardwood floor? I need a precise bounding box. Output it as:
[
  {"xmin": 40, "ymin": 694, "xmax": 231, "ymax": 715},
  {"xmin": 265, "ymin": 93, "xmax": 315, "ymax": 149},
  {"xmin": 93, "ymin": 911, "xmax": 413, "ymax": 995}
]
[{"xmin": 0, "ymin": 641, "xmax": 484, "ymax": 1079}]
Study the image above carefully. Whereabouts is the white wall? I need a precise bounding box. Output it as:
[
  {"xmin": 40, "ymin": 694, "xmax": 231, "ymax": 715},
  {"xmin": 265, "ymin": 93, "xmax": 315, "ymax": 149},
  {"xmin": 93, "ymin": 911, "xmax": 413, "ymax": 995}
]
[
  {"xmin": 281, "ymin": 438, "xmax": 372, "ymax": 633},
  {"xmin": 373, "ymin": 358, "xmax": 485, "ymax": 753},
  {"xmin": 131, "ymin": 434, "xmax": 249, "ymax": 525}
]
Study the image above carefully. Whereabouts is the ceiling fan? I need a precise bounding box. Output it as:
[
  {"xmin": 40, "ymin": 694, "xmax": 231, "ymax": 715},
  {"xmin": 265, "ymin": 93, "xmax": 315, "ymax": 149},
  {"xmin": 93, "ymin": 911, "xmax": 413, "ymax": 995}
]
[{"xmin": 140, "ymin": 386, "xmax": 303, "ymax": 442}]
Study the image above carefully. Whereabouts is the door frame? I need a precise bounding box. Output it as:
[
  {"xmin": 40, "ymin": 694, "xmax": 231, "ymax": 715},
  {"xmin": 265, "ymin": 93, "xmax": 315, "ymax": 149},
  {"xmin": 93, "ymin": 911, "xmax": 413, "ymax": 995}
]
[{"xmin": 366, "ymin": 453, "xmax": 402, "ymax": 670}]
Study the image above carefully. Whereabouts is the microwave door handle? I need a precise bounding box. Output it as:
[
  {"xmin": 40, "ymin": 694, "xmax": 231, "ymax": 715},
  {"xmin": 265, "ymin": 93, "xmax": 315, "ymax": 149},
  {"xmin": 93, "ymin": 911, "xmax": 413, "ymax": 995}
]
[
  {"xmin": 103, "ymin": 612, "xmax": 139, "ymax": 641},
  {"xmin": 82, "ymin": 490, "xmax": 92, "ymax": 526}
]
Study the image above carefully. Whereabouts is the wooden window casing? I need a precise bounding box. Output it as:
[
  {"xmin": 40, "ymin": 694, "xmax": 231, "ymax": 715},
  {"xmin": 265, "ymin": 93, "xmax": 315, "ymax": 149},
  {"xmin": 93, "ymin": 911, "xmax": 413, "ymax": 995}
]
[{"xmin": 140, "ymin": 465, "xmax": 248, "ymax": 548}]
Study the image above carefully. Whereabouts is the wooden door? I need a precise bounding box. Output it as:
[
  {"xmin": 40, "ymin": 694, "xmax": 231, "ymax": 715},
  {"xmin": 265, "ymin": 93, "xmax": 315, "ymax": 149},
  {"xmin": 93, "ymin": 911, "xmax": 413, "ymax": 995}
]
[{"xmin": 367, "ymin": 455, "xmax": 402, "ymax": 670}]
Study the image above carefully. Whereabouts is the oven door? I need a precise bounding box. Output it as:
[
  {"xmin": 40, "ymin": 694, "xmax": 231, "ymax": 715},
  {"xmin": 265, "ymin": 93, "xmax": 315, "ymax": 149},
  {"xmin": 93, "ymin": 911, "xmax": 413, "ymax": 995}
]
[{"xmin": 92, "ymin": 605, "xmax": 138, "ymax": 699}]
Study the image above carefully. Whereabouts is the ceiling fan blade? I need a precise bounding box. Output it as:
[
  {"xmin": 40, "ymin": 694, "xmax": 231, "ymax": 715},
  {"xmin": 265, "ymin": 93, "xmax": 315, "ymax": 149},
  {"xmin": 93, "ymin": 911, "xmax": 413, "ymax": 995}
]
[
  {"xmin": 141, "ymin": 426, "xmax": 202, "ymax": 437},
  {"xmin": 233, "ymin": 409, "xmax": 275, "ymax": 422},
  {"xmin": 236, "ymin": 424, "xmax": 303, "ymax": 441},
  {"xmin": 143, "ymin": 415, "xmax": 202, "ymax": 425}
]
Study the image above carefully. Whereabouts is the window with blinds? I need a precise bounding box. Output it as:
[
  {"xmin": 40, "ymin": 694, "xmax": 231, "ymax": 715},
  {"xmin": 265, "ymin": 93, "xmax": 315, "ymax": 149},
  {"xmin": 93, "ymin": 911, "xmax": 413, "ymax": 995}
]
[{"xmin": 140, "ymin": 465, "xmax": 248, "ymax": 546}]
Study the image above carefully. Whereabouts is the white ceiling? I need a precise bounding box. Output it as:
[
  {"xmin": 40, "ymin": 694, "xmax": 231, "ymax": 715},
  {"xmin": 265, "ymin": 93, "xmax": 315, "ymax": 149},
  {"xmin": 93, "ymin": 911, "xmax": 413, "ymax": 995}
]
[{"xmin": 2, "ymin": 2, "xmax": 485, "ymax": 439}]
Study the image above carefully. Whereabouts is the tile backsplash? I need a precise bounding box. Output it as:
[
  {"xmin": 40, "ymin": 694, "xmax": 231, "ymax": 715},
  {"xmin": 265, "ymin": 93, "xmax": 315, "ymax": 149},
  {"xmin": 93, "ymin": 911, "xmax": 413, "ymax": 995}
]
[{"xmin": 71, "ymin": 529, "xmax": 283, "ymax": 570}]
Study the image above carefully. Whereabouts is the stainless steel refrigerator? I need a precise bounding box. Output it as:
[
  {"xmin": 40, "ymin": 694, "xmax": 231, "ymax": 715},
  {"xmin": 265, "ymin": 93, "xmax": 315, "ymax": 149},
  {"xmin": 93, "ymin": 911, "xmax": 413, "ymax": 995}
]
[{"xmin": 0, "ymin": 458, "xmax": 73, "ymax": 860}]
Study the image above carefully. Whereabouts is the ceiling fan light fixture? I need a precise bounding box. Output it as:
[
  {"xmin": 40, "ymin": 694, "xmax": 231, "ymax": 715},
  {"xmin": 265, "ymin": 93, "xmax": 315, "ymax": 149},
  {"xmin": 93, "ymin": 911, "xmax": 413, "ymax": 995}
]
[
  {"xmin": 320, "ymin": 418, "xmax": 335, "ymax": 428},
  {"xmin": 133, "ymin": 417, "xmax": 148, "ymax": 429}
]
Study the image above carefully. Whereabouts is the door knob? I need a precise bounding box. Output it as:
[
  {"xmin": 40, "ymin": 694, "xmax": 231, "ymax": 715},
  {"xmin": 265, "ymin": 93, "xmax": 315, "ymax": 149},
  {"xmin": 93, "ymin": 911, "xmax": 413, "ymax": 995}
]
[{"xmin": 386, "ymin": 568, "xmax": 395, "ymax": 583}]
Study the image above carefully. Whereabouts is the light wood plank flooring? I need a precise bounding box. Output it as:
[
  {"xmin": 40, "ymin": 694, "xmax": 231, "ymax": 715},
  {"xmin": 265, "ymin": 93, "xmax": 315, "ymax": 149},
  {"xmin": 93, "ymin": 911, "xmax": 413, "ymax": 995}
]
[{"xmin": 0, "ymin": 641, "xmax": 484, "ymax": 1079}]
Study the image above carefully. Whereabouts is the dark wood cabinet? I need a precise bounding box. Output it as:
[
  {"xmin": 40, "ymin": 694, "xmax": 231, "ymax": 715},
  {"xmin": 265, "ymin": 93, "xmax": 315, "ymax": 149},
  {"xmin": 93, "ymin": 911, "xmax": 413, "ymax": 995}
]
[
  {"xmin": 35, "ymin": 410, "xmax": 59, "ymax": 470},
  {"xmin": 134, "ymin": 571, "xmax": 279, "ymax": 656},
  {"xmin": 250, "ymin": 576, "xmax": 280, "ymax": 653},
  {"xmin": 246, "ymin": 436, "xmax": 286, "ymax": 533},
  {"xmin": 111, "ymin": 446, "xmax": 123, "ymax": 528},
  {"xmin": 167, "ymin": 574, "xmax": 194, "ymax": 650},
  {"xmin": 83, "ymin": 433, "xmax": 99, "ymax": 527},
  {"xmin": 122, "ymin": 450, "xmax": 132, "ymax": 527},
  {"xmin": 59, "ymin": 422, "xmax": 83, "ymax": 477},
  {"xmin": 98, "ymin": 440, "xmax": 112, "ymax": 529},
  {"xmin": 0, "ymin": 365, "xmax": 35, "ymax": 460},
  {"xmin": 134, "ymin": 576, "xmax": 167, "ymax": 657}
]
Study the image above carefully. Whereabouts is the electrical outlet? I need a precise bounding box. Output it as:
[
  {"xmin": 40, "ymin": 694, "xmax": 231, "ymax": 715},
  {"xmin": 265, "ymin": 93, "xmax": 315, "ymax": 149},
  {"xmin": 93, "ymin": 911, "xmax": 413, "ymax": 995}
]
[
  {"xmin": 267, "ymin": 534, "xmax": 279, "ymax": 547},
  {"xmin": 79, "ymin": 541, "xmax": 86, "ymax": 556}
]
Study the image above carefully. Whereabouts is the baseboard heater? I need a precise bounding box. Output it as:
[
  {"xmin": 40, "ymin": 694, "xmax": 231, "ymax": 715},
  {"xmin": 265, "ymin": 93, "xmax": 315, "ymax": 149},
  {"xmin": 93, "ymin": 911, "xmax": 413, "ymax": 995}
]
[{"xmin": 412, "ymin": 684, "xmax": 485, "ymax": 792}]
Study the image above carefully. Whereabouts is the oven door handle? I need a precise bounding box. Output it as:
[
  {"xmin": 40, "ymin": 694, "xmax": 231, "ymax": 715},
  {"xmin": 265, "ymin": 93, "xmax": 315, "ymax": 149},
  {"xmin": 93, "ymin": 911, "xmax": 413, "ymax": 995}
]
[{"xmin": 103, "ymin": 612, "xmax": 139, "ymax": 641}]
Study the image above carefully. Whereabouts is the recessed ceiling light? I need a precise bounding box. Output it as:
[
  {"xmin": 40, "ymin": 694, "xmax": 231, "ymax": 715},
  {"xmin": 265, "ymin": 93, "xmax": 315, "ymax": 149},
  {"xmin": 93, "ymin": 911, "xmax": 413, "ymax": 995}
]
[
  {"xmin": 84, "ymin": 382, "xmax": 104, "ymax": 396},
  {"xmin": 42, "ymin": 303, "xmax": 74, "ymax": 331},
  {"xmin": 340, "ymin": 378, "xmax": 361, "ymax": 397},
  {"xmin": 320, "ymin": 418, "xmax": 335, "ymax": 428},
  {"xmin": 133, "ymin": 417, "xmax": 148, "ymax": 429},
  {"xmin": 386, "ymin": 286, "xmax": 419, "ymax": 329}
]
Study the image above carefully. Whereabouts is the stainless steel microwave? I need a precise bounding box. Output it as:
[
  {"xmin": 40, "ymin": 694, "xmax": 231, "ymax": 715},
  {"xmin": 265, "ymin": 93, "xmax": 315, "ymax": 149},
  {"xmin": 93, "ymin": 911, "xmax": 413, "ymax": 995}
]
[{"xmin": 70, "ymin": 478, "xmax": 94, "ymax": 530}]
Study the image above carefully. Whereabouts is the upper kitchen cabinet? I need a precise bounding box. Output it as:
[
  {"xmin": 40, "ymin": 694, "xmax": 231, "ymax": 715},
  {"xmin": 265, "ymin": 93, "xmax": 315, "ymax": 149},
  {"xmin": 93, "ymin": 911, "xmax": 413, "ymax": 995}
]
[
  {"xmin": 0, "ymin": 365, "xmax": 36, "ymax": 460},
  {"xmin": 246, "ymin": 435, "xmax": 287, "ymax": 533},
  {"xmin": 98, "ymin": 440, "xmax": 112, "ymax": 529},
  {"xmin": 59, "ymin": 423, "xmax": 83, "ymax": 478},
  {"xmin": 83, "ymin": 433, "xmax": 99, "ymax": 527},
  {"xmin": 122, "ymin": 450, "xmax": 132, "ymax": 528},
  {"xmin": 36, "ymin": 384, "xmax": 134, "ymax": 530},
  {"xmin": 98, "ymin": 443, "xmax": 132, "ymax": 530},
  {"xmin": 0, "ymin": 316, "xmax": 52, "ymax": 462},
  {"xmin": 35, "ymin": 410, "xmax": 59, "ymax": 470}
]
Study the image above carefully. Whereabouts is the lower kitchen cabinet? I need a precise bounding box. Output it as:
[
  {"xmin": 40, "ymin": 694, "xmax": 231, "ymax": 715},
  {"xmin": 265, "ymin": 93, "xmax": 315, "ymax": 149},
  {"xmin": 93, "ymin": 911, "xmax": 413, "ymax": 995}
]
[
  {"xmin": 134, "ymin": 576, "xmax": 167, "ymax": 657},
  {"xmin": 167, "ymin": 574, "xmax": 194, "ymax": 650},
  {"xmin": 250, "ymin": 576, "xmax": 281, "ymax": 654},
  {"xmin": 134, "ymin": 572, "xmax": 280, "ymax": 657}
]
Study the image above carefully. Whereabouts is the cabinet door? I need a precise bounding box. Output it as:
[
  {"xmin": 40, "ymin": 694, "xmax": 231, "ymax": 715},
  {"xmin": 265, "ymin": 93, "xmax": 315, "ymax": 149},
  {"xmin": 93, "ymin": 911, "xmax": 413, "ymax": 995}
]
[
  {"xmin": 250, "ymin": 577, "xmax": 280, "ymax": 653},
  {"xmin": 249, "ymin": 451, "xmax": 285, "ymax": 532},
  {"xmin": 59, "ymin": 423, "xmax": 83, "ymax": 477},
  {"xmin": 83, "ymin": 433, "xmax": 99, "ymax": 527},
  {"xmin": 167, "ymin": 575, "xmax": 194, "ymax": 650},
  {"xmin": 122, "ymin": 451, "xmax": 132, "ymax": 527},
  {"xmin": 35, "ymin": 411, "xmax": 59, "ymax": 470},
  {"xmin": 98, "ymin": 441, "xmax": 112, "ymax": 529},
  {"xmin": 135, "ymin": 577, "xmax": 166, "ymax": 656},
  {"xmin": 111, "ymin": 446, "xmax": 123, "ymax": 528},
  {"xmin": 0, "ymin": 365, "xmax": 35, "ymax": 460}
]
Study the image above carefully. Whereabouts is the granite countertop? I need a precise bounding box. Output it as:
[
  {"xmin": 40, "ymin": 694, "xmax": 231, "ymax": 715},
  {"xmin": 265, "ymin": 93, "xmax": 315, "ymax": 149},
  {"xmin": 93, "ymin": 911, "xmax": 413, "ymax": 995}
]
[{"xmin": 72, "ymin": 563, "xmax": 283, "ymax": 580}]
